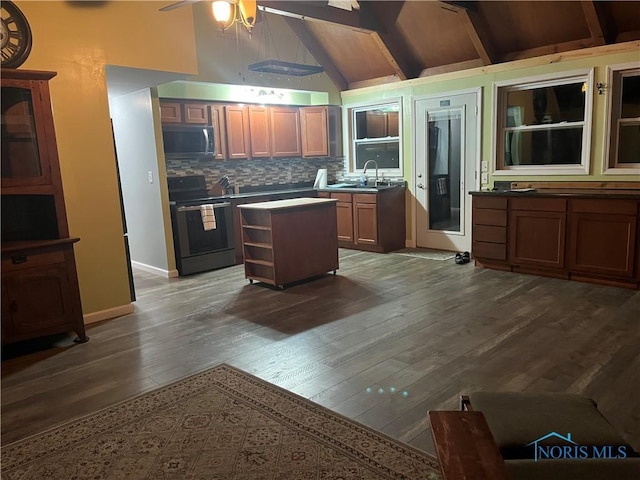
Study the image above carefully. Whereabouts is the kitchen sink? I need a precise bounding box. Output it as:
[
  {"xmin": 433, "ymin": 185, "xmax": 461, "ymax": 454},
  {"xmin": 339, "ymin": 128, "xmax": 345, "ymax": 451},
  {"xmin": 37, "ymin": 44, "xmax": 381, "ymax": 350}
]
[{"xmin": 325, "ymin": 182, "xmax": 399, "ymax": 191}]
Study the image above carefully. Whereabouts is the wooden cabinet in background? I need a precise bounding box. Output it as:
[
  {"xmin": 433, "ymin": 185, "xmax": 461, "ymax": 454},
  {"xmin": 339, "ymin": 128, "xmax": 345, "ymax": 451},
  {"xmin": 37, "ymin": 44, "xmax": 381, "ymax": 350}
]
[
  {"xmin": 320, "ymin": 188, "xmax": 405, "ymax": 253},
  {"xmin": 1, "ymin": 69, "xmax": 88, "ymax": 345},
  {"xmin": 300, "ymin": 106, "xmax": 342, "ymax": 158},
  {"xmin": 508, "ymin": 198, "xmax": 567, "ymax": 272},
  {"xmin": 353, "ymin": 194, "xmax": 378, "ymax": 246},
  {"xmin": 270, "ymin": 106, "xmax": 301, "ymax": 158},
  {"xmin": 471, "ymin": 192, "xmax": 640, "ymax": 289},
  {"xmin": 248, "ymin": 105, "xmax": 271, "ymax": 158},
  {"xmin": 567, "ymin": 199, "xmax": 637, "ymax": 279},
  {"xmin": 160, "ymin": 101, "xmax": 182, "ymax": 123},
  {"xmin": 183, "ymin": 103, "xmax": 209, "ymax": 124},
  {"xmin": 210, "ymin": 105, "xmax": 227, "ymax": 160},
  {"xmin": 225, "ymin": 105, "xmax": 251, "ymax": 159}
]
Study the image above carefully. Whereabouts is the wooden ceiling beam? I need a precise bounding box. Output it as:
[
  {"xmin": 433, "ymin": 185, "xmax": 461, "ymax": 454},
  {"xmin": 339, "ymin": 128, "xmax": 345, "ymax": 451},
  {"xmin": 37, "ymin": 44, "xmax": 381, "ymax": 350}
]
[
  {"xmin": 282, "ymin": 17, "xmax": 349, "ymax": 91},
  {"xmin": 438, "ymin": 1, "xmax": 495, "ymax": 65},
  {"xmin": 259, "ymin": 1, "xmax": 384, "ymax": 33},
  {"xmin": 361, "ymin": 2, "xmax": 421, "ymax": 81},
  {"xmin": 581, "ymin": 1, "xmax": 606, "ymax": 46}
]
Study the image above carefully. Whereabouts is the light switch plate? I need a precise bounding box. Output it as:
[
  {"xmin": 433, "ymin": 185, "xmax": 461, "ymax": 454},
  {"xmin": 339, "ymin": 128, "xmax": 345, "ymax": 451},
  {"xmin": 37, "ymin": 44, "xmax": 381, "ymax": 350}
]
[
  {"xmin": 481, "ymin": 161, "xmax": 488, "ymax": 172},
  {"xmin": 481, "ymin": 172, "xmax": 488, "ymax": 184},
  {"xmin": 148, "ymin": 171, "xmax": 154, "ymax": 184}
]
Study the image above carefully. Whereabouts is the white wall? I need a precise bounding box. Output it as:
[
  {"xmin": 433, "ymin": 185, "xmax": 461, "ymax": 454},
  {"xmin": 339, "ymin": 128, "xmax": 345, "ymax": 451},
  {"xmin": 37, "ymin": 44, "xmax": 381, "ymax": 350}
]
[{"xmin": 109, "ymin": 89, "xmax": 174, "ymax": 276}]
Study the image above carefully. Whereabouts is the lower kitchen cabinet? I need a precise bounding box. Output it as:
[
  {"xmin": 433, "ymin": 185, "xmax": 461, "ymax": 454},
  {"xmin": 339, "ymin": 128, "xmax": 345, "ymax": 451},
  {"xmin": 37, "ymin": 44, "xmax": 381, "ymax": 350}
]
[
  {"xmin": 471, "ymin": 192, "xmax": 640, "ymax": 289},
  {"xmin": 567, "ymin": 199, "xmax": 637, "ymax": 279},
  {"xmin": 508, "ymin": 198, "xmax": 567, "ymax": 272},
  {"xmin": 319, "ymin": 187, "xmax": 405, "ymax": 253},
  {"xmin": 1, "ymin": 239, "xmax": 88, "ymax": 344}
]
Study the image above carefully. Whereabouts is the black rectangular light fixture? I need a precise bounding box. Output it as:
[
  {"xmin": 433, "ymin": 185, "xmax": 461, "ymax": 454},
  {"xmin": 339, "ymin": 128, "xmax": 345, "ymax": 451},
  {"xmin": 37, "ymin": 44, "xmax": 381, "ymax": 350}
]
[{"xmin": 248, "ymin": 60, "xmax": 324, "ymax": 76}]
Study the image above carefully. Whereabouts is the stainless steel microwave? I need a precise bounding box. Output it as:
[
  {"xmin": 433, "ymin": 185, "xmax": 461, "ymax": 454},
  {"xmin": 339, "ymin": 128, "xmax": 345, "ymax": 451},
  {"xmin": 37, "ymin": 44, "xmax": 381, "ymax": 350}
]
[{"xmin": 162, "ymin": 124, "xmax": 215, "ymax": 158}]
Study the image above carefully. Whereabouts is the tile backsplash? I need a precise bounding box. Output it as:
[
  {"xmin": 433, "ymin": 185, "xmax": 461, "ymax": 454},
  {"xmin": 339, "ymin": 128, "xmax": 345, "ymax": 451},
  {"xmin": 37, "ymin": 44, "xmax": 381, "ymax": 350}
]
[{"xmin": 166, "ymin": 157, "xmax": 345, "ymax": 191}]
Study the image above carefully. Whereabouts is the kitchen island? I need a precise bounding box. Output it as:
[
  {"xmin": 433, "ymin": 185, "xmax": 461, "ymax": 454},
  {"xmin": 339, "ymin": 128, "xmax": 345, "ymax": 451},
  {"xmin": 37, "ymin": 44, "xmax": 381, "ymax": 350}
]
[{"xmin": 238, "ymin": 198, "xmax": 338, "ymax": 289}]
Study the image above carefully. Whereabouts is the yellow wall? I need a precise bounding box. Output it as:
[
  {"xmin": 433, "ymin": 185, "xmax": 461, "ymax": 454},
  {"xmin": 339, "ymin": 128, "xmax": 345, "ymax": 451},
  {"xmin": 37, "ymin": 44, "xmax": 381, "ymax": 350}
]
[{"xmin": 16, "ymin": 1, "xmax": 198, "ymax": 317}]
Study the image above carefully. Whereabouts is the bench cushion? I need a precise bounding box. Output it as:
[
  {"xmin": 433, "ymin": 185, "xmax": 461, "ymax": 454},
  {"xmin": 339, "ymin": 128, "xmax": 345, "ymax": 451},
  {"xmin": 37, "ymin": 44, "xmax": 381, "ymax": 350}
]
[
  {"xmin": 469, "ymin": 391, "xmax": 635, "ymax": 459},
  {"xmin": 505, "ymin": 458, "xmax": 640, "ymax": 480}
]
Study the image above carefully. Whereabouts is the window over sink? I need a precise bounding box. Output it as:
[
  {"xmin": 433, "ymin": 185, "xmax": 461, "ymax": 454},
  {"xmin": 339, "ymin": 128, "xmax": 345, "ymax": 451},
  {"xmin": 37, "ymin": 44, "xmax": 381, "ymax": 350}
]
[{"xmin": 346, "ymin": 100, "xmax": 402, "ymax": 177}]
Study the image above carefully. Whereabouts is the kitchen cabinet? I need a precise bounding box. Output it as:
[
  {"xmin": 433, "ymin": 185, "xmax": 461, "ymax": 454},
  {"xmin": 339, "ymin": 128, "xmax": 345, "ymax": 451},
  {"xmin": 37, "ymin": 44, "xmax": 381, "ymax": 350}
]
[
  {"xmin": 1, "ymin": 69, "xmax": 88, "ymax": 345},
  {"xmin": 210, "ymin": 104, "xmax": 227, "ymax": 160},
  {"xmin": 160, "ymin": 101, "xmax": 182, "ymax": 123},
  {"xmin": 354, "ymin": 194, "xmax": 378, "ymax": 245},
  {"xmin": 300, "ymin": 106, "xmax": 342, "ymax": 158},
  {"xmin": 508, "ymin": 198, "xmax": 567, "ymax": 272},
  {"xmin": 471, "ymin": 192, "xmax": 640, "ymax": 289},
  {"xmin": 183, "ymin": 103, "xmax": 209, "ymax": 124},
  {"xmin": 472, "ymin": 196, "xmax": 508, "ymax": 268},
  {"xmin": 270, "ymin": 106, "xmax": 301, "ymax": 158},
  {"xmin": 320, "ymin": 187, "xmax": 405, "ymax": 253},
  {"xmin": 239, "ymin": 198, "xmax": 338, "ymax": 289},
  {"xmin": 225, "ymin": 104, "xmax": 251, "ymax": 159},
  {"xmin": 567, "ymin": 199, "xmax": 637, "ymax": 279},
  {"xmin": 248, "ymin": 105, "xmax": 270, "ymax": 158}
]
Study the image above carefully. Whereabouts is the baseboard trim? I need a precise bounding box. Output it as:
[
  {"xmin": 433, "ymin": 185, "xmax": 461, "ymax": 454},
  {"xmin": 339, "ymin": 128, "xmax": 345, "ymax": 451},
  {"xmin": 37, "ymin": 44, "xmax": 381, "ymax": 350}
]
[
  {"xmin": 405, "ymin": 239, "xmax": 416, "ymax": 248},
  {"xmin": 131, "ymin": 261, "xmax": 178, "ymax": 278},
  {"xmin": 84, "ymin": 304, "xmax": 134, "ymax": 325}
]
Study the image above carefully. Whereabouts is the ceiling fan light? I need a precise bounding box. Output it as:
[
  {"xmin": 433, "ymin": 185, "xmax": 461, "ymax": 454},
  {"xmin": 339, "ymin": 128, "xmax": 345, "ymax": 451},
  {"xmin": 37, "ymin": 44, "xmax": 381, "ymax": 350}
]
[
  {"xmin": 212, "ymin": 1, "xmax": 234, "ymax": 30},
  {"xmin": 238, "ymin": 0, "xmax": 257, "ymax": 29}
]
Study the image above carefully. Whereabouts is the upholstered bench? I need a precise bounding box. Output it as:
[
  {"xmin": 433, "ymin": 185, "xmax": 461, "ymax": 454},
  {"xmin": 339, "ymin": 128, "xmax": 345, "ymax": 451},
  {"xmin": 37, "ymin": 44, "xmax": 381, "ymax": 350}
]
[{"xmin": 461, "ymin": 392, "xmax": 640, "ymax": 480}]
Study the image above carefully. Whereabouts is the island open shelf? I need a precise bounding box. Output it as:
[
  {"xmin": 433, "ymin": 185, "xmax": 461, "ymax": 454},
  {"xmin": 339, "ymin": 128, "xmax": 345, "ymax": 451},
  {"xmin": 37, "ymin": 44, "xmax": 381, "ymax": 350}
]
[{"xmin": 238, "ymin": 198, "xmax": 339, "ymax": 289}]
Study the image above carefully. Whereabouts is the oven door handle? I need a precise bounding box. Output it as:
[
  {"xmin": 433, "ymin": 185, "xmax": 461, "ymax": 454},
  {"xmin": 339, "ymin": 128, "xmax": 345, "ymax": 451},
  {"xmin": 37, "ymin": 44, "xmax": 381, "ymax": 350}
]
[{"xmin": 176, "ymin": 202, "xmax": 230, "ymax": 212}]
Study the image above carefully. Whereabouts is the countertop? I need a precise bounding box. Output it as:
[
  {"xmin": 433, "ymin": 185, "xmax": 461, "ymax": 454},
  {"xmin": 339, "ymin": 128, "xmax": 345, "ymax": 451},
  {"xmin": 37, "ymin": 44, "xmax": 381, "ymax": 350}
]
[
  {"xmin": 470, "ymin": 189, "xmax": 640, "ymax": 200},
  {"xmin": 237, "ymin": 197, "xmax": 337, "ymax": 211}
]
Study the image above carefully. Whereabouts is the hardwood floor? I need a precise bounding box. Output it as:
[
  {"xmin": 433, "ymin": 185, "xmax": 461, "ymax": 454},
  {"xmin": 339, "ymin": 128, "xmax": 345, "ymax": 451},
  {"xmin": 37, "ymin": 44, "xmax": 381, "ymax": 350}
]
[{"xmin": 2, "ymin": 249, "xmax": 639, "ymax": 456}]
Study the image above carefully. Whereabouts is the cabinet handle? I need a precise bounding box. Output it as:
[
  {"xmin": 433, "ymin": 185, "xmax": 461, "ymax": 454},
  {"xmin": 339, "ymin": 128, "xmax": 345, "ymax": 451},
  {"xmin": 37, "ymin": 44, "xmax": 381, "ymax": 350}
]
[
  {"xmin": 11, "ymin": 254, "xmax": 27, "ymax": 265},
  {"xmin": 10, "ymin": 301, "xmax": 18, "ymax": 313}
]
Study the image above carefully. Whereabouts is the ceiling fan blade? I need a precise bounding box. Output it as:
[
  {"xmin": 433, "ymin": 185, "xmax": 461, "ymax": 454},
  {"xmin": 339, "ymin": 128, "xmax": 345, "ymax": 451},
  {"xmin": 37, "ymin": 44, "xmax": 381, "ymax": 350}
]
[{"xmin": 159, "ymin": 0, "xmax": 200, "ymax": 12}]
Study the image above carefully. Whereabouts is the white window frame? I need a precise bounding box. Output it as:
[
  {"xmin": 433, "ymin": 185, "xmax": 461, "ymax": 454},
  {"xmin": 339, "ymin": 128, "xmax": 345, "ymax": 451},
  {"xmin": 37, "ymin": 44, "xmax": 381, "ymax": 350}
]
[
  {"xmin": 343, "ymin": 99, "xmax": 403, "ymax": 178},
  {"xmin": 492, "ymin": 68, "xmax": 594, "ymax": 175},
  {"xmin": 603, "ymin": 62, "xmax": 640, "ymax": 175}
]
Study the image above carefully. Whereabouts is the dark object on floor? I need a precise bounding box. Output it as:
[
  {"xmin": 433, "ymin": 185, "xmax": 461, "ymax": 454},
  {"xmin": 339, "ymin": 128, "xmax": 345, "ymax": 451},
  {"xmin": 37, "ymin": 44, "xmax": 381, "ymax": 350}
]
[{"xmin": 455, "ymin": 251, "xmax": 471, "ymax": 264}]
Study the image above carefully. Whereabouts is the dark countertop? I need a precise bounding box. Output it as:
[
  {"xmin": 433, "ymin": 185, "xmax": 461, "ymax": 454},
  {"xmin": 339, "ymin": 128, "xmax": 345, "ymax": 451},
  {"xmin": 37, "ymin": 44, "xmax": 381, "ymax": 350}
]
[{"xmin": 470, "ymin": 189, "xmax": 640, "ymax": 200}]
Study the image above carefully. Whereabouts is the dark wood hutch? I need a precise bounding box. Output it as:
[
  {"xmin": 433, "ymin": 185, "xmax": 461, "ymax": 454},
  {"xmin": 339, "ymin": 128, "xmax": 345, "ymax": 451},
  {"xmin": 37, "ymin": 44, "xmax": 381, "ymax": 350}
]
[{"xmin": 1, "ymin": 69, "xmax": 88, "ymax": 345}]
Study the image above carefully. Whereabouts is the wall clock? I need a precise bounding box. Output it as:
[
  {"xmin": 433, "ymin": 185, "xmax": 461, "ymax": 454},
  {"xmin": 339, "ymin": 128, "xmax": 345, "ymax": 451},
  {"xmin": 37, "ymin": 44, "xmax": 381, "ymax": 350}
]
[{"xmin": 1, "ymin": 1, "xmax": 32, "ymax": 68}]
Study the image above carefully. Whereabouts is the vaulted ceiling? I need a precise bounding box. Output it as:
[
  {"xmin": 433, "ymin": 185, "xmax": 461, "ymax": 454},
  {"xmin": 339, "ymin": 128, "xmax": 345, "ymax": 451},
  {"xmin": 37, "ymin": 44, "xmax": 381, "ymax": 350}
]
[{"xmin": 258, "ymin": 0, "xmax": 640, "ymax": 90}]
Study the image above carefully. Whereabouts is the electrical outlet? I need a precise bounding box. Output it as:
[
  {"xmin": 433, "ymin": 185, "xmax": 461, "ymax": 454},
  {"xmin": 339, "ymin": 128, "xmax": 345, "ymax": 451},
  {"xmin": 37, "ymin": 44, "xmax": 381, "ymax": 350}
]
[
  {"xmin": 481, "ymin": 172, "xmax": 488, "ymax": 184},
  {"xmin": 148, "ymin": 171, "xmax": 153, "ymax": 184},
  {"xmin": 481, "ymin": 161, "xmax": 488, "ymax": 172}
]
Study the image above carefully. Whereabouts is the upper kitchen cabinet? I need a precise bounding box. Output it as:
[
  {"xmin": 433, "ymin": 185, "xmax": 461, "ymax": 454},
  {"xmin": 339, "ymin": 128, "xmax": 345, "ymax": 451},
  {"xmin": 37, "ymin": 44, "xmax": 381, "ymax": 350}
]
[
  {"xmin": 183, "ymin": 103, "xmax": 209, "ymax": 124},
  {"xmin": 210, "ymin": 105, "xmax": 227, "ymax": 161},
  {"xmin": 270, "ymin": 106, "xmax": 301, "ymax": 158},
  {"xmin": 225, "ymin": 104, "xmax": 251, "ymax": 159},
  {"xmin": 160, "ymin": 101, "xmax": 182, "ymax": 123},
  {"xmin": 160, "ymin": 101, "xmax": 210, "ymax": 125},
  {"xmin": 248, "ymin": 105, "xmax": 271, "ymax": 158},
  {"xmin": 300, "ymin": 106, "xmax": 342, "ymax": 158}
]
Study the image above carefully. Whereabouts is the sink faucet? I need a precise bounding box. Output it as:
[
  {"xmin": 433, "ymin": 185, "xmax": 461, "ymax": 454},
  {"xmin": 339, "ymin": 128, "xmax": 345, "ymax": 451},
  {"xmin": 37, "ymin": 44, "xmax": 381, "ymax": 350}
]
[{"xmin": 362, "ymin": 160, "xmax": 379, "ymax": 186}]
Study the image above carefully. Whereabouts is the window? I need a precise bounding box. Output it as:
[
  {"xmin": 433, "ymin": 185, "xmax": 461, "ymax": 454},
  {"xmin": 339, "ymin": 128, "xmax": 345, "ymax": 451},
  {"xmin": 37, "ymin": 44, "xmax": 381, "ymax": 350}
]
[
  {"xmin": 347, "ymin": 101, "xmax": 401, "ymax": 176},
  {"xmin": 604, "ymin": 64, "xmax": 640, "ymax": 174},
  {"xmin": 494, "ymin": 69, "xmax": 594, "ymax": 175}
]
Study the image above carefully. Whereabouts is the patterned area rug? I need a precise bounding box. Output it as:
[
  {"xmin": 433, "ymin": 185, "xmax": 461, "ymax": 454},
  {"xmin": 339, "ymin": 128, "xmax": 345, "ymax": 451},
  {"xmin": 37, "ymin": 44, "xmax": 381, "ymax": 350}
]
[
  {"xmin": 391, "ymin": 248, "xmax": 456, "ymax": 261},
  {"xmin": 1, "ymin": 364, "xmax": 441, "ymax": 479}
]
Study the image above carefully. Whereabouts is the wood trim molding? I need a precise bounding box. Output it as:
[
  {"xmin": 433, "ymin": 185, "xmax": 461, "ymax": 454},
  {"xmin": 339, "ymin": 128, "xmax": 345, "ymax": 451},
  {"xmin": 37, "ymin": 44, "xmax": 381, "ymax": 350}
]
[
  {"xmin": 502, "ymin": 38, "xmax": 598, "ymax": 62},
  {"xmin": 83, "ymin": 304, "xmax": 135, "ymax": 325}
]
